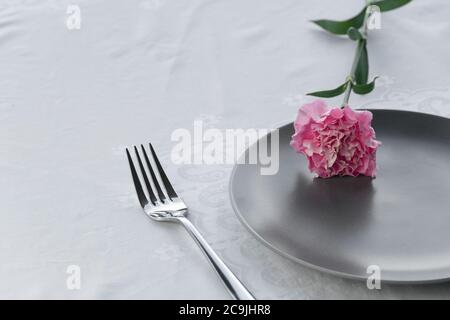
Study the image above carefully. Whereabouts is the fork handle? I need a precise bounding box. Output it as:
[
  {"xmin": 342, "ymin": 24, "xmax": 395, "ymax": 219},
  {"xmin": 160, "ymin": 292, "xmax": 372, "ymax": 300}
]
[{"xmin": 178, "ymin": 217, "xmax": 255, "ymax": 300}]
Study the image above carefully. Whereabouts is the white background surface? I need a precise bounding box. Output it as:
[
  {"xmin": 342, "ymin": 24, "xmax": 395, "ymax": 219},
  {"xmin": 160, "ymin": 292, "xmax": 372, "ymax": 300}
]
[{"xmin": 1, "ymin": 0, "xmax": 450, "ymax": 299}]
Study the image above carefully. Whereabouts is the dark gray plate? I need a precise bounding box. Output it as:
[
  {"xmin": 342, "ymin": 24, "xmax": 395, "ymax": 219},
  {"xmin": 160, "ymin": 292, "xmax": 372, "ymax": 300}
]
[{"xmin": 230, "ymin": 110, "xmax": 450, "ymax": 283}]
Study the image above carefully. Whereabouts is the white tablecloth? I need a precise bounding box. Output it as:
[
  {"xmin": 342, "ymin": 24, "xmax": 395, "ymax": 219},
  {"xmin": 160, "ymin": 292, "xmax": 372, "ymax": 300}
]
[{"xmin": 2, "ymin": 0, "xmax": 450, "ymax": 299}]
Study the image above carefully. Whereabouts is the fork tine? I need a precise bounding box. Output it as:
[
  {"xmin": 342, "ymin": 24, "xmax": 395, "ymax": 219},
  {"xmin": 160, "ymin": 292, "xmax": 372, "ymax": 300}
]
[
  {"xmin": 126, "ymin": 148, "xmax": 149, "ymax": 208},
  {"xmin": 149, "ymin": 143, "xmax": 178, "ymax": 199},
  {"xmin": 134, "ymin": 146, "xmax": 158, "ymax": 205},
  {"xmin": 140, "ymin": 144, "xmax": 167, "ymax": 202}
]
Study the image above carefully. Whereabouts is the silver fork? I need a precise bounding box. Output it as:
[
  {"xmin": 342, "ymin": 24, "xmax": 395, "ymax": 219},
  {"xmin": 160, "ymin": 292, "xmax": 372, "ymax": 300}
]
[{"xmin": 126, "ymin": 143, "xmax": 255, "ymax": 300}]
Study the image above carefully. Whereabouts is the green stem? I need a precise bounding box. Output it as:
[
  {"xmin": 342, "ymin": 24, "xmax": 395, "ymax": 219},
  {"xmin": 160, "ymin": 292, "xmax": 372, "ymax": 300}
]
[{"xmin": 341, "ymin": 6, "xmax": 372, "ymax": 107}]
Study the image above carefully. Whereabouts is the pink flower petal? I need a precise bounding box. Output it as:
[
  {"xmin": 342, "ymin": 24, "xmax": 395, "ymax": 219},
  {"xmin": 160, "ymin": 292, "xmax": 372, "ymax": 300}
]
[{"xmin": 290, "ymin": 100, "xmax": 381, "ymax": 178}]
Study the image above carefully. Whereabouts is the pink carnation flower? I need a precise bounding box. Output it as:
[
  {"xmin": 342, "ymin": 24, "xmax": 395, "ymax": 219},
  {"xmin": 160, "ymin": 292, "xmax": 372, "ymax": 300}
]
[{"xmin": 290, "ymin": 100, "xmax": 381, "ymax": 178}]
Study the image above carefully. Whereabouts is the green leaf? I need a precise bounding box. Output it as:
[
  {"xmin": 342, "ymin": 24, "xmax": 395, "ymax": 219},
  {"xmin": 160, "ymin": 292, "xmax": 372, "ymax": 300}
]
[
  {"xmin": 307, "ymin": 81, "xmax": 349, "ymax": 98},
  {"xmin": 354, "ymin": 40, "xmax": 368, "ymax": 85},
  {"xmin": 372, "ymin": 0, "xmax": 412, "ymax": 12},
  {"xmin": 312, "ymin": 7, "xmax": 366, "ymax": 35},
  {"xmin": 352, "ymin": 77, "xmax": 378, "ymax": 95},
  {"xmin": 312, "ymin": 0, "xmax": 412, "ymax": 35},
  {"xmin": 347, "ymin": 27, "xmax": 363, "ymax": 41}
]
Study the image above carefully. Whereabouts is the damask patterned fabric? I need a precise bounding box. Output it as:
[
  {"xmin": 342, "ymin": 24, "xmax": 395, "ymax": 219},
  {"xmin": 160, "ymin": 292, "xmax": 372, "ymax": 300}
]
[{"xmin": 1, "ymin": 0, "xmax": 449, "ymax": 298}]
